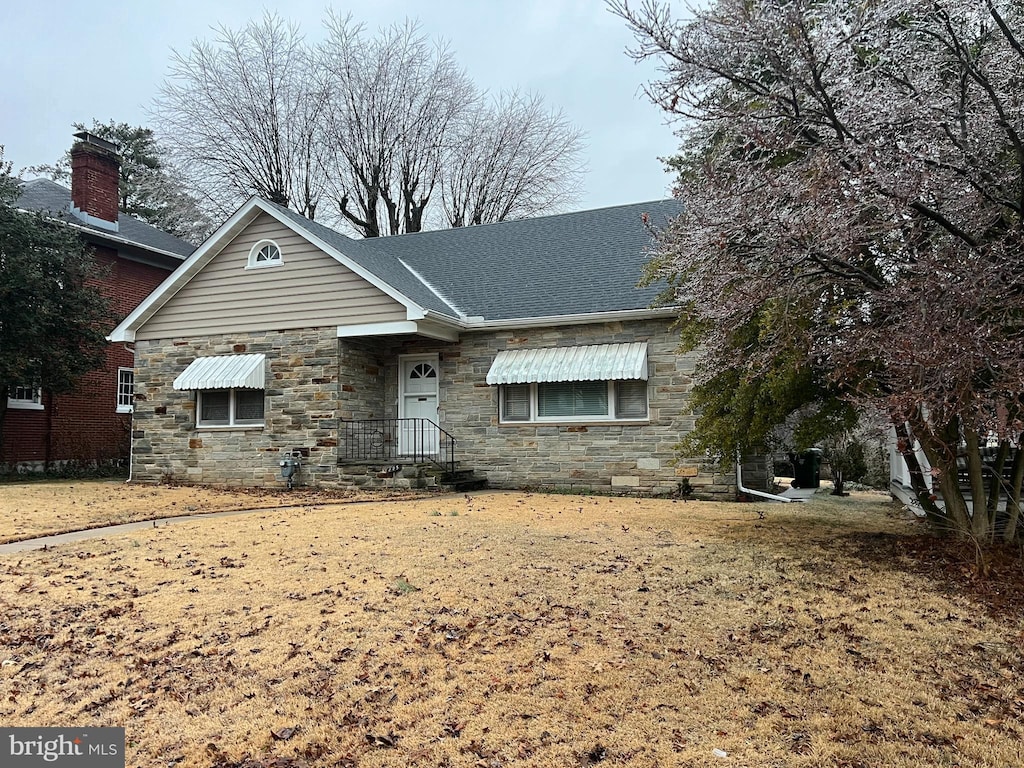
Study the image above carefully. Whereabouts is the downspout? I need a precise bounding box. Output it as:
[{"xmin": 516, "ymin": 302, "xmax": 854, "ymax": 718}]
[
  {"xmin": 124, "ymin": 343, "xmax": 134, "ymax": 484},
  {"xmin": 44, "ymin": 391, "xmax": 54, "ymax": 472},
  {"xmin": 735, "ymin": 451, "xmax": 795, "ymax": 503},
  {"xmin": 126, "ymin": 409, "xmax": 134, "ymax": 484}
]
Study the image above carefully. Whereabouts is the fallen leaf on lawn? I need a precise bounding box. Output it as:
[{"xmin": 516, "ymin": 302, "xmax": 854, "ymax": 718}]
[{"xmin": 365, "ymin": 732, "xmax": 397, "ymax": 748}]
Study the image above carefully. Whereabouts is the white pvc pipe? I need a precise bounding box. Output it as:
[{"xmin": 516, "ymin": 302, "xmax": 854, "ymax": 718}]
[{"xmin": 735, "ymin": 451, "xmax": 795, "ymax": 502}]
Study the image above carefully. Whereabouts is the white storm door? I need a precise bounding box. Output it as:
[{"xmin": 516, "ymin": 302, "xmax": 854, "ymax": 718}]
[{"xmin": 398, "ymin": 355, "xmax": 439, "ymax": 455}]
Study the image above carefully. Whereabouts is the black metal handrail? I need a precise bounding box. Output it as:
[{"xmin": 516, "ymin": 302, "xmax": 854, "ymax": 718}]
[{"xmin": 341, "ymin": 418, "xmax": 455, "ymax": 473}]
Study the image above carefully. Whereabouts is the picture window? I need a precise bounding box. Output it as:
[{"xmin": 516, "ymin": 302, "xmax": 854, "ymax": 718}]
[{"xmin": 499, "ymin": 380, "xmax": 647, "ymax": 423}]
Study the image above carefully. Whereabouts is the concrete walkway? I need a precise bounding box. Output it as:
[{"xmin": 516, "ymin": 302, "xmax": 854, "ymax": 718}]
[
  {"xmin": 0, "ymin": 504, "xmax": 316, "ymax": 555},
  {"xmin": 0, "ymin": 490, "xmax": 456, "ymax": 555}
]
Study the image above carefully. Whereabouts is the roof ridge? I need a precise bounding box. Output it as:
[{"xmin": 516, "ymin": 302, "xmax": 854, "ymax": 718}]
[
  {"xmin": 362, "ymin": 199, "xmax": 675, "ymax": 244},
  {"xmin": 20, "ymin": 177, "xmax": 59, "ymax": 187}
]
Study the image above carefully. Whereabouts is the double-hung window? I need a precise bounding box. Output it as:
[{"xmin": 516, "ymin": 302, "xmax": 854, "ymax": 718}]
[
  {"xmin": 197, "ymin": 389, "xmax": 265, "ymax": 427},
  {"xmin": 117, "ymin": 368, "xmax": 134, "ymax": 413}
]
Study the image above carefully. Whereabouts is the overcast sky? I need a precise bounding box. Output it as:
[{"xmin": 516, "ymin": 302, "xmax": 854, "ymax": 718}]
[{"xmin": 1, "ymin": 0, "xmax": 683, "ymax": 216}]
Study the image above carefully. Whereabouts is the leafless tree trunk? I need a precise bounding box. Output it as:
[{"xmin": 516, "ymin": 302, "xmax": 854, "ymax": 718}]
[{"xmin": 317, "ymin": 15, "xmax": 474, "ymax": 237}]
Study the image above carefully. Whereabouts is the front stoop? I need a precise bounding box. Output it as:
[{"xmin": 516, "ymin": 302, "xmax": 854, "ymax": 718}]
[{"xmin": 337, "ymin": 460, "xmax": 487, "ymax": 492}]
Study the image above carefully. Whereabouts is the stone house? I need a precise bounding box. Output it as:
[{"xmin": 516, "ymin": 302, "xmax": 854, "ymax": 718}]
[
  {"xmin": 109, "ymin": 196, "xmax": 753, "ymax": 497},
  {"xmin": 5, "ymin": 132, "xmax": 194, "ymax": 470}
]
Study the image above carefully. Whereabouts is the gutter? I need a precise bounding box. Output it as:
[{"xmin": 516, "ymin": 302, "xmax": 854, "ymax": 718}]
[
  {"xmin": 735, "ymin": 451, "xmax": 795, "ymax": 503},
  {"xmin": 420, "ymin": 306, "xmax": 681, "ymax": 331}
]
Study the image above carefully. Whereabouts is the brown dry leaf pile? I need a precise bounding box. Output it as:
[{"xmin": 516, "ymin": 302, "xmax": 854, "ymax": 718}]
[
  {"xmin": 0, "ymin": 480, "xmax": 424, "ymax": 544},
  {"xmin": 1, "ymin": 489, "xmax": 1022, "ymax": 768}
]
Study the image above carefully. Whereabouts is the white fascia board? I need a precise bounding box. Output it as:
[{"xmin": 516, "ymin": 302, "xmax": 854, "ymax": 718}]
[
  {"xmin": 338, "ymin": 321, "xmax": 420, "ymax": 337},
  {"xmin": 108, "ymin": 199, "xmax": 266, "ymax": 343}
]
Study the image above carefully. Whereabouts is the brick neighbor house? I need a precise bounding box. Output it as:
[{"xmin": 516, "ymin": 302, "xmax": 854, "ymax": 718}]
[
  {"xmin": 4, "ymin": 132, "xmax": 194, "ymax": 470},
  {"xmin": 108, "ymin": 196, "xmax": 770, "ymax": 497}
]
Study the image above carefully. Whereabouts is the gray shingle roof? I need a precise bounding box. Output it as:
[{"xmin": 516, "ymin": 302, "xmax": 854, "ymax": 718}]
[
  {"xmin": 16, "ymin": 178, "xmax": 195, "ymax": 259},
  {"xmin": 270, "ymin": 199, "xmax": 680, "ymax": 322},
  {"xmin": 361, "ymin": 200, "xmax": 681, "ymax": 320}
]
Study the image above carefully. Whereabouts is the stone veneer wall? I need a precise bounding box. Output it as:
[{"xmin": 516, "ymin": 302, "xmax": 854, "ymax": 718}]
[
  {"xmin": 377, "ymin": 318, "xmax": 736, "ymax": 498},
  {"xmin": 132, "ymin": 319, "xmax": 757, "ymax": 497},
  {"xmin": 338, "ymin": 338, "xmax": 387, "ymax": 420},
  {"xmin": 131, "ymin": 328, "xmax": 341, "ymax": 486}
]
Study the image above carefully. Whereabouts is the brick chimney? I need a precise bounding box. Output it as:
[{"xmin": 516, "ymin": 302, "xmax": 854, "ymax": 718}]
[{"xmin": 70, "ymin": 131, "xmax": 121, "ymax": 232}]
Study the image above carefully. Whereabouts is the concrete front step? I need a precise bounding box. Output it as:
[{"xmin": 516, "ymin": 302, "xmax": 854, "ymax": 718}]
[{"xmin": 336, "ymin": 460, "xmax": 487, "ymax": 492}]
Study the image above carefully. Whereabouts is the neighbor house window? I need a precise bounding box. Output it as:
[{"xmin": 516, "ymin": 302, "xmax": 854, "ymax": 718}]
[
  {"xmin": 247, "ymin": 239, "xmax": 282, "ymax": 268},
  {"xmin": 7, "ymin": 383, "xmax": 43, "ymax": 410},
  {"xmin": 197, "ymin": 389, "xmax": 265, "ymax": 427},
  {"xmin": 117, "ymin": 368, "xmax": 134, "ymax": 413},
  {"xmin": 500, "ymin": 380, "xmax": 647, "ymax": 423}
]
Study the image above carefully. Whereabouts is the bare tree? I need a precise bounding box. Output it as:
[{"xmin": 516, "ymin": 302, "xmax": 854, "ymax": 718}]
[
  {"xmin": 152, "ymin": 12, "xmax": 584, "ymax": 237},
  {"xmin": 442, "ymin": 91, "xmax": 585, "ymax": 228},
  {"xmin": 317, "ymin": 15, "xmax": 474, "ymax": 237},
  {"xmin": 154, "ymin": 13, "xmax": 329, "ymax": 221}
]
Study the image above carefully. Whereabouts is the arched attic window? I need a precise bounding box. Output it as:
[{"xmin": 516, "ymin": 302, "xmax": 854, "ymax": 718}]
[{"xmin": 247, "ymin": 239, "xmax": 283, "ymax": 268}]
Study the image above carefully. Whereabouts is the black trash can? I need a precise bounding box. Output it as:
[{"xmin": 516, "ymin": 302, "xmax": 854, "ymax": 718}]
[{"xmin": 791, "ymin": 448, "xmax": 823, "ymax": 489}]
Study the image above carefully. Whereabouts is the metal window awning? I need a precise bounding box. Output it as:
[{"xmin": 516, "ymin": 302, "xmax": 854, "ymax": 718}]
[
  {"xmin": 486, "ymin": 342, "xmax": 648, "ymax": 385},
  {"xmin": 172, "ymin": 354, "xmax": 266, "ymax": 390}
]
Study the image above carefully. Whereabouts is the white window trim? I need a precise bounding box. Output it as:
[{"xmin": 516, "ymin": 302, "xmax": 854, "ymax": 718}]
[
  {"xmin": 116, "ymin": 367, "xmax": 134, "ymax": 413},
  {"xmin": 499, "ymin": 380, "xmax": 649, "ymax": 424},
  {"xmin": 246, "ymin": 239, "xmax": 283, "ymax": 269},
  {"xmin": 7, "ymin": 386, "xmax": 44, "ymax": 411},
  {"xmin": 196, "ymin": 389, "xmax": 266, "ymax": 428}
]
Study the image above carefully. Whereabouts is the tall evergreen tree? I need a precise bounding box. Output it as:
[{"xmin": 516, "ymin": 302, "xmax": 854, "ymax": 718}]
[{"xmin": 0, "ymin": 147, "xmax": 111, "ymax": 461}]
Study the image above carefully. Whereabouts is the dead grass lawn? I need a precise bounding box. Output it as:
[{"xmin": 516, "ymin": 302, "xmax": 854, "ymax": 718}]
[
  {"xmin": 1, "ymin": 489, "xmax": 1022, "ymax": 768},
  {"xmin": 0, "ymin": 480, "xmax": 422, "ymax": 543}
]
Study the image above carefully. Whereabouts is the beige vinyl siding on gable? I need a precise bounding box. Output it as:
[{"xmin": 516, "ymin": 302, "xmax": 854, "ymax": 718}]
[{"xmin": 136, "ymin": 213, "xmax": 407, "ymax": 340}]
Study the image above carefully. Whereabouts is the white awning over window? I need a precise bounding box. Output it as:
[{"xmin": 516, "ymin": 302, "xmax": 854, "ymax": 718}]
[
  {"xmin": 172, "ymin": 354, "xmax": 266, "ymax": 390},
  {"xmin": 486, "ymin": 342, "xmax": 648, "ymax": 385}
]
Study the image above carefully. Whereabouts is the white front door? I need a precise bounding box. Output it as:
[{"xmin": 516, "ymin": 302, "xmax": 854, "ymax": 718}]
[{"xmin": 398, "ymin": 355, "xmax": 439, "ymax": 455}]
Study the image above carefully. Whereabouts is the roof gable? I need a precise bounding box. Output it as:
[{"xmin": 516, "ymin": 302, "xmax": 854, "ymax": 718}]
[{"xmin": 133, "ymin": 211, "xmax": 408, "ymax": 341}]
